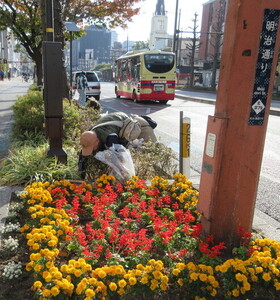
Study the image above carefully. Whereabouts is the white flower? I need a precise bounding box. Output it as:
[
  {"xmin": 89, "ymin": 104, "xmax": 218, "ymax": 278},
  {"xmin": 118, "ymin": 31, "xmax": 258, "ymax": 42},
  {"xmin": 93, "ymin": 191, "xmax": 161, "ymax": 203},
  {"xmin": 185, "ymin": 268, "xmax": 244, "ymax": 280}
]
[
  {"xmin": 0, "ymin": 222, "xmax": 20, "ymax": 234},
  {"xmin": 2, "ymin": 236, "xmax": 19, "ymax": 252},
  {"xmin": 2, "ymin": 261, "xmax": 22, "ymax": 280}
]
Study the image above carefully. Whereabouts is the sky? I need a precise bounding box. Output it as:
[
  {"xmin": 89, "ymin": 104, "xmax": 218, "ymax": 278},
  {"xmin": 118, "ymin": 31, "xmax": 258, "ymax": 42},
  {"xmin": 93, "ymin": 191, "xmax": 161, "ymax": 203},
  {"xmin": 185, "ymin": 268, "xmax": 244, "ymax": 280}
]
[{"xmin": 116, "ymin": 0, "xmax": 207, "ymax": 43}]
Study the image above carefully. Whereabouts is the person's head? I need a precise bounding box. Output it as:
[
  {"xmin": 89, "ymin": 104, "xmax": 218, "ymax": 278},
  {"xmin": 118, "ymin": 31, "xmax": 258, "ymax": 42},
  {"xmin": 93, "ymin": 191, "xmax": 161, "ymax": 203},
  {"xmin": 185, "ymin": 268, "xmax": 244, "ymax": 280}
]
[{"xmin": 80, "ymin": 131, "xmax": 99, "ymax": 156}]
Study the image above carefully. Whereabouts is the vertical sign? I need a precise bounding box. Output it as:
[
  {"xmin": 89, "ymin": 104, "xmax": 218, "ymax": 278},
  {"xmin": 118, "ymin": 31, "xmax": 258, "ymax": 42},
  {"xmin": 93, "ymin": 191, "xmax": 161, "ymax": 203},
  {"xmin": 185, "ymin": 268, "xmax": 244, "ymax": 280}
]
[{"xmin": 249, "ymin": 9, "xmax": 280, "ymax": 125}]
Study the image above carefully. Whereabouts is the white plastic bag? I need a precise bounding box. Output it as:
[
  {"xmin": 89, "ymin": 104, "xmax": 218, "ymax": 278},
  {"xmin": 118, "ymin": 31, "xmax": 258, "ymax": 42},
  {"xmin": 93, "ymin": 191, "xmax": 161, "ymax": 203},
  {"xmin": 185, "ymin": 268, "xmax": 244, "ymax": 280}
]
[{"xmin": 95, "ymin": 144, "xmax": 135, "ymax": 182}]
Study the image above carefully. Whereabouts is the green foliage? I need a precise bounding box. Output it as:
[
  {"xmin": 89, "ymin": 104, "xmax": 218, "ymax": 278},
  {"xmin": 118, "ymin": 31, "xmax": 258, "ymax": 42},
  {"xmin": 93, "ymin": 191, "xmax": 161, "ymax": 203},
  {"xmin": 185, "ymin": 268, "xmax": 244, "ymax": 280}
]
[
  {"xmin": 63, "ymin": 100, "xmax": 101, "ymax": 144},
  {"xmin": 0, "ymin": 143, "xmax": 80, "ymax": 186},
  {"xmin": 12, "ymin": 91, "xmax": 44, "ymax": 139},
  {"xmin": 132, "ymin": 41, "xmax": 149, "ymax": 50}
]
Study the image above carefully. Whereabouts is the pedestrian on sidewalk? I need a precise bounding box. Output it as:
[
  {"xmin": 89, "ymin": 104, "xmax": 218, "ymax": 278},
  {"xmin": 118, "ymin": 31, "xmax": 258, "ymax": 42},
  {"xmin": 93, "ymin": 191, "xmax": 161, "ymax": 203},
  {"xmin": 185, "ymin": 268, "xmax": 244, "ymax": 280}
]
[{"xmin": 75, "ymin": 71, "xmax": 89, "ymax": 107}]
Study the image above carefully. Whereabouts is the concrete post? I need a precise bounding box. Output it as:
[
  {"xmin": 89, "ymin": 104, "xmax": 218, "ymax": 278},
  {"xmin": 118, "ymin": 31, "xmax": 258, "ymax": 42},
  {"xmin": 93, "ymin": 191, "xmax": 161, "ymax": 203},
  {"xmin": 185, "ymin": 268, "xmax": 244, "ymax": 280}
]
[{"xmin": 198, "ymin": 0, "xmax": 280, "ymax": 247}]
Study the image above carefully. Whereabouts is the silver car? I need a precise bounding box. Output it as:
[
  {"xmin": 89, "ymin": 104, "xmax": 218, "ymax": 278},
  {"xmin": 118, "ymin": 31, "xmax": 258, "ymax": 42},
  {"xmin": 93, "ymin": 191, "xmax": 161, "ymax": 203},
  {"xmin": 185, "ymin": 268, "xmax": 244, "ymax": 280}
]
[{"xmin": 72, "ymin": 71, "xmax": 101, "ymax": 100}]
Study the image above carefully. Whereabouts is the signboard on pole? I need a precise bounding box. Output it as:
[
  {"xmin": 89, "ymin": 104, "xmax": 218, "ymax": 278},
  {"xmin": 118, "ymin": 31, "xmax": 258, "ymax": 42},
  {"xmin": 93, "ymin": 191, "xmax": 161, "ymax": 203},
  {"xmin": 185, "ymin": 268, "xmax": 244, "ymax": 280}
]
[{"xmin": 249, "ymin": 9, "xmax": 280, "ymax": 125}]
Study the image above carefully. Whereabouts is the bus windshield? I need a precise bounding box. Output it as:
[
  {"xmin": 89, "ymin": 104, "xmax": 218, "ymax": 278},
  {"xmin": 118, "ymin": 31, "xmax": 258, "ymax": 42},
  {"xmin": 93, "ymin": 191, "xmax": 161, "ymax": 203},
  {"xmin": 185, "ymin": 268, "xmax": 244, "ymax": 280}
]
[{"xmin": 144, "ymin": 54, "xmax": 175, "ymax": 73}]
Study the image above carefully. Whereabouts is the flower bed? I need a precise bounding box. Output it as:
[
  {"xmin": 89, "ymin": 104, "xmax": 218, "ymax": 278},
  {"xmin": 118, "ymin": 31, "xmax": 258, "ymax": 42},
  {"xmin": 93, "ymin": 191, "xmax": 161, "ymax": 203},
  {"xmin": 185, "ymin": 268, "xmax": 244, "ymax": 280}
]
[{"xmin": 6, "ymin": 174, "xmax": 280, "ymax": 299}]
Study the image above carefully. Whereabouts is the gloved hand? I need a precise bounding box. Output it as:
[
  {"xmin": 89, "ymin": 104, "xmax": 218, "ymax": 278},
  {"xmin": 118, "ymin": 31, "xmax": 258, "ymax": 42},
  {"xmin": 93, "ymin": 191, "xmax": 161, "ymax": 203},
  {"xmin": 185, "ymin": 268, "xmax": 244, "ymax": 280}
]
[{"xmin": 78, "ymin": 152, "xmax": 89, "ymax": 179}]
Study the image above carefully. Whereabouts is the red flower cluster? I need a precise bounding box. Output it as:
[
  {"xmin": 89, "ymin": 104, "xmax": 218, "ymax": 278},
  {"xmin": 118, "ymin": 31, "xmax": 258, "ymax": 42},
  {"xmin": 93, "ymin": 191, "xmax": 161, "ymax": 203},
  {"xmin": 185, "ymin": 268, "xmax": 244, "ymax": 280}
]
[{"xmin": 48, "ymin": 177, "xmax": 202, "ymax": 267}]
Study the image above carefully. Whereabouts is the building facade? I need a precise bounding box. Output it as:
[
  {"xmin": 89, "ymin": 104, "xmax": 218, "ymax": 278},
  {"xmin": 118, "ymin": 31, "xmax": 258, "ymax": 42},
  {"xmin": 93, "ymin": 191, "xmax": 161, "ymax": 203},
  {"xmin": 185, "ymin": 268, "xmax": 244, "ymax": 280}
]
[
  {"xmin": 198, "ymin": 0, "xmax": 228, "ymax": 66},
  {"xmin": 149, "ymin": 0, "xmax": 169, "ymax": 50},
  {"xmin": 70, "ymin": 25, "xmax": 112, "ymax": 71}
]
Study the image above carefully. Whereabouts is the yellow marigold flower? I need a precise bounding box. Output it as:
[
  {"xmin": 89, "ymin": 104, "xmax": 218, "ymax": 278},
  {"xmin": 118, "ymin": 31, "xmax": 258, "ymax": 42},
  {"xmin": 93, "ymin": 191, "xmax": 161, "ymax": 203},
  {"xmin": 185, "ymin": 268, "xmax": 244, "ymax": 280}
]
[
  {"xmin": 118, "ymin": 279, "xmax": 127, "ymax": 288},
  {"xmin": 76, "ymin": 284, "xmax": 86, "ymax": 295},
  {"xmin": 34, "ymin": 264, "xmax": 43, "ymax": 272},
  {"xmin": 74, "ymin": 269, "xmax": 82, "ymax": 277},
  {"xmin": 117, "ymin": 288, "xmax": 125, "ymax": 295},
  {"xmin": 109, "ymin": 282, "xmax": 118, "ymax": 291},
  {"xmin": 190, "ymin": 272, "xmax": 199, "ymax": 281},
  {"xmin": 151, "ymin": 279, "xmax": 158, "ymax": 287},
  {"xmin": 161, "ymin": 275, "xmax": 169, "ymax": 284},
  {"xmin": 176, "ymin": 263, "xmax": 185, "ymax": 271},
  {"xmin": 172, "ymin": 268, "xmax": 180, "ymax": 276},
  {"xmin": 235, "ymin": 273, "xmax": 245, "ymax": 282},
  {"xmin": 33, "ymin": 281, "xmax": 43, "ymax": 289},
  {"xmin": 186, "ymin": 262, "xmax": 196, "ymax": 271},
  {"xmin": 232, "ymin": 288, "xmax": 240, "ymax": 297},
  {"xmin": 45, "ymin": 275, "xmax": 52, "ymax": 282},
  {"xmin": 136, "ymin": 264, "xmax": 144, "ymax": 270},
  {"xmin": 42, "ymin": 289, "xmax": 51, "ymax": 297},
  {"xmin": 50, "ymin": 286, "xmax": 60, "ymax": 296},
  {"xmin": 145, "ymin": 266, "xmax": 153, "ymax": 273},
  {"xmin": 97, "ymin": 270, "xmax": 106, "ymax": 279},
  {"xmin": 210, "ymin": 289, "xmax": 217, "ymax": 297},
  {"xmin": 274, "ymin": 281, "xmax": 280, "ymax": 290},
  {"xmin": 243, "ymin": 282, "xmax": 251, "ymax": 291},
  {"xmin": 153, "ymin": 270, "xmax": 162, "ymax": 280},
  {"xmin": 160, "ymin": 283, "xmax": 168, "ymax": 291},
  {"xmin": 177, "ymin": 278, "xmax": 184, "ymax": 286},
  {"xmin": 128, "ymin": 277, "xmax": 137, "ymax": 285},
  {"xmin": 140, "ymin": 276, "xmax": 149, "ymax": 284},
  {"xmin": 207, "ymin": 275, "xmax": 217, "ymax": 285},
  {"xmin": 199, "ymin": 273, "xmax": 208, "ymax": 282},
  {"xmin": 32, "ymin": 243, "xmax": 40, "ymax": 251},
  {"xmin": 262, "ymin": 272, "xmax": 271, "ymax": 282},
  {"xmin": 255, "ymin": 266, "xmax": 263, "ymax": 274},
  {"xmin": 85, "ymin": 288, "xmax": 95, "ymax": 297}
]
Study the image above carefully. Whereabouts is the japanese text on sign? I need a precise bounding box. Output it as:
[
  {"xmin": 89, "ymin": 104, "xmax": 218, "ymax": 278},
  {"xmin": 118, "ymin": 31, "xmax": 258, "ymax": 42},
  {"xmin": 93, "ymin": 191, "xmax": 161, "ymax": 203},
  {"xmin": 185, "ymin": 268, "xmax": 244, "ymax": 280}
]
[{"xmin": 248, "ymin": 9, "xmax": 280, "ymax": 126}]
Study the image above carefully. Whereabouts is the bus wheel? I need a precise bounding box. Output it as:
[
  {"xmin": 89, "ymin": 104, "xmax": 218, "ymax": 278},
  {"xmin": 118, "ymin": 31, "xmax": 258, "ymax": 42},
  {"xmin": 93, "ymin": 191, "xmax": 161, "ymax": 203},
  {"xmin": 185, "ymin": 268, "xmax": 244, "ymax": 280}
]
[{"xmin": 160, "ymin": 100, "xmax": 168, "ymax": 104}]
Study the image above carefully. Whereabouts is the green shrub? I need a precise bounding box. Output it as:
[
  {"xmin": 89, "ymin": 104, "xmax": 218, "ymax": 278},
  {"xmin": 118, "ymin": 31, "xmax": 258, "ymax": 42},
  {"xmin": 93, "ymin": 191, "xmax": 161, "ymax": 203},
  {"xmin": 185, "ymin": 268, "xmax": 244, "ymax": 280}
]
[
  {"xmin": 63, "ymin": 99, "xmax": 101, "ymax": 145},
  {"xmin": 12, "ymin": 91, "xmax": 44, "ymax": 139}
]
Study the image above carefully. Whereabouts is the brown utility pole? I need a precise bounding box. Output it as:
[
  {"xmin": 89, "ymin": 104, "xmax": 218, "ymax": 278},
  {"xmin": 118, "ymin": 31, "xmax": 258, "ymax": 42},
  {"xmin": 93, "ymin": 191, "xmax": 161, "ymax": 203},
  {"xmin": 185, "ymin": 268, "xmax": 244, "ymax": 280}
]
[
  {"xmin": 198, "ymin": 0, "xmax": 280, "ymax": 247},
  {"xmin": 43, "ymin": 0, "xmax": 67, "ymax": 163}
]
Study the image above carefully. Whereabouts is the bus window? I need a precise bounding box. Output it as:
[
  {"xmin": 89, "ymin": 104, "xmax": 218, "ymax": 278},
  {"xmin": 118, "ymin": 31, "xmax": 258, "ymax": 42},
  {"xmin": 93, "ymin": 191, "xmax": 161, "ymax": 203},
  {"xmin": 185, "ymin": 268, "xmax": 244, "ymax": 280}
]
[{"xmin": 144, "ymin": 54, "xmax": 175, "ymax": 73}]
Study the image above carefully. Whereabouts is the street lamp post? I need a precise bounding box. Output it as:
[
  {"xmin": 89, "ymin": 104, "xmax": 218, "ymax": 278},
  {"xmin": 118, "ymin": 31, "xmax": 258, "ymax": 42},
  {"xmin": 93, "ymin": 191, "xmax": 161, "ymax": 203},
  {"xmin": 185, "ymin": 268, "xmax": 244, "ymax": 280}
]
[{"xmin": 65, "ymin": 22, "xmax": 79, "ymax": 99}]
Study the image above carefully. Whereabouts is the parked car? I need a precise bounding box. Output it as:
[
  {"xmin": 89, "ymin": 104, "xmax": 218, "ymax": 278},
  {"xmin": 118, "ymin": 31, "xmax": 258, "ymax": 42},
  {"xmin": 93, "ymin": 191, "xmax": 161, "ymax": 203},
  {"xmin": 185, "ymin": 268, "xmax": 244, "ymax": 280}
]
[{"xmin": 72, "ymin": 71, "xmax": 101, "ymax": 100}]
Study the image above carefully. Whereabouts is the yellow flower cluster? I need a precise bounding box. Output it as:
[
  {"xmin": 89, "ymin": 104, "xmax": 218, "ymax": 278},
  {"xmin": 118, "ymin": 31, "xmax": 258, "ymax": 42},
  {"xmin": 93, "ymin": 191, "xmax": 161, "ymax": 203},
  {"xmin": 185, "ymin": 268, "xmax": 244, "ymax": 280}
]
[
  {"xmin": 128, "ymin": 259, "xmax": 169, "ymax": 291},
  {"xmin": 150, "ymin": 176, "xmax": 170, "ymax": 191},
  {"xmin": 73, "ymin": 260, "xmax": 170, "ymax": 299},
  {"xmin": 215, "ymin": 238, "xmax": 280, "ymax": 297},
  {"xmin": 173, "ymin": 262, "xmax": 219, "ymax": 297},
  {"xmin": 48, "ymin": 180, "xmax": 76, "ymax": 192},
  {"xmin": 21, "ymin": 183, "xmax": 76, "ymax": 299},
  {"xmin": 95, "ymin": 174, "xmax": 116, "ymax": 192},
  {"xmin": 22, "ymin": 184, "xmax": 52, "ymax": 206}
]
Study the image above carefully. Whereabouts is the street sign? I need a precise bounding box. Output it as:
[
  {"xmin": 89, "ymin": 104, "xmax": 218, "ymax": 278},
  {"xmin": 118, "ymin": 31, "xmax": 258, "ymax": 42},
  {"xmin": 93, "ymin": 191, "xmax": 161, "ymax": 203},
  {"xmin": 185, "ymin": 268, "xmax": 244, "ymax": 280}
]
[{"xmin": 249, "ymin": 9, "xmax": 280, "ymax": 125}]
